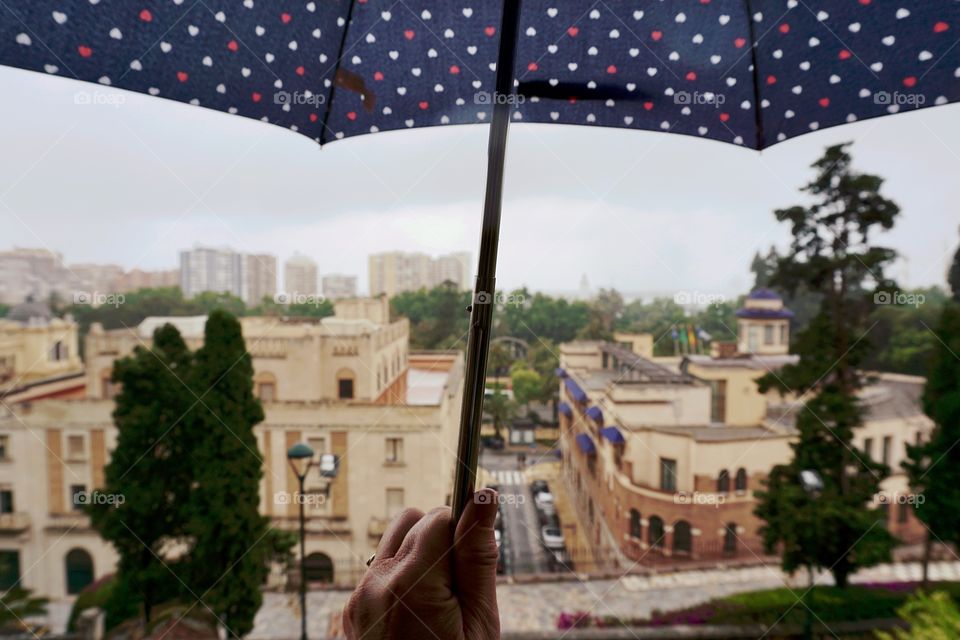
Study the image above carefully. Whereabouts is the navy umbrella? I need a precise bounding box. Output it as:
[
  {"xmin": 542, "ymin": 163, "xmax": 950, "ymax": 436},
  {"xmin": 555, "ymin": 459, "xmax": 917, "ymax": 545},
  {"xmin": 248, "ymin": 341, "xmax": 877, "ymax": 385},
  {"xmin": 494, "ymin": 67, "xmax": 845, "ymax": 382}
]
[{"xmin": 3, "ymin": 0, "xmax": 958, "ymax": 517}]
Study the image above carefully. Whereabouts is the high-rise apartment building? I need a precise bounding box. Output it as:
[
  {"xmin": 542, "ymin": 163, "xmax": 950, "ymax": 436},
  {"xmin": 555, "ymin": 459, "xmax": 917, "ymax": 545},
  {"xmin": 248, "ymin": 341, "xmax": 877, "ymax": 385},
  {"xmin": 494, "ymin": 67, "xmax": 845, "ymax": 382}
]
[
  {"xmin": 284, "ymin": 254, "xmax": 319, "ymax": 297},
  {"xmin": 243, "ymin": 254, "xmax": 278, "ymax": 306},
  {"xmin": 179, "ymin": 247, "xmax": 244, "ymax": 299},
  {"xmin": 321, "ymin": 274, "xmax": 358, "ymax": 300},
  {"xmin": 368, "ymin": 251, "xmax": 472, "ymax": 297}
]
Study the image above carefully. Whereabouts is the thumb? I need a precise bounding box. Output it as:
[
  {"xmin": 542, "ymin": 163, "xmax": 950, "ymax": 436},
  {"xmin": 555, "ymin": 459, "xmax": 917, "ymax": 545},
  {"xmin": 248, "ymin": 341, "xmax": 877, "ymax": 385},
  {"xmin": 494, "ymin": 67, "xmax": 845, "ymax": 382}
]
[{"xmin": 453, "ymin": 489, "xmax": 500, "ymax": 640}]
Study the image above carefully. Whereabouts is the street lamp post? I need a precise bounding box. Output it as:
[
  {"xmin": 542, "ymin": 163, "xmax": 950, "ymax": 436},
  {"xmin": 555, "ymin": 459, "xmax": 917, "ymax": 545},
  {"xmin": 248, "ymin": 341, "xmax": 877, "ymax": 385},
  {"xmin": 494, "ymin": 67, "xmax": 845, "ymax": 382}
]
[
  {"xmin": 287, "ymin": 445, "xmax": 341, "ymax": 640},
  {"xmin": 799, "ymin": 469, "xmax": 824, "ymax": 640}
]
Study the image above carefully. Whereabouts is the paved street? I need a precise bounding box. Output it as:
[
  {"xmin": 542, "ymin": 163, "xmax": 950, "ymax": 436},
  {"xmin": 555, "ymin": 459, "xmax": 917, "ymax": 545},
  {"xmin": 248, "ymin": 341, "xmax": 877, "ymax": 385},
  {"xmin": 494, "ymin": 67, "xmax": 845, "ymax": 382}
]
[{"xmin": 481, "ymin": 450, "xmax": 551, "ymax": 576}]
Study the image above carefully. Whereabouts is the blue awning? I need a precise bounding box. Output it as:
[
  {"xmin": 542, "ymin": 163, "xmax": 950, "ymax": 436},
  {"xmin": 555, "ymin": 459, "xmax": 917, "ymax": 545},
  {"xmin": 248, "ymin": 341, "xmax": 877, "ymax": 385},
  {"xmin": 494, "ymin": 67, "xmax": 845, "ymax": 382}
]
[
  {"xmin": 600, "ymin": 426, "xmax": 626, "ymax": 445},
  {"xmin": 555, "ymin": 367, "xmax": 568, "ymax": 378},
  {"xmin": 564, "ymin": 378, "xmax": 587, "ymax": 403},
  {"xmin": 575, "ymin": 433, "xmax": 597, "ymax": 455},
  {"xmin": 557, "ymin": 402, "xmax": 572, "ymax": 418},
  {"xmin": 585, "ymin": 406, "xmax": 604, "ymax": 423}
]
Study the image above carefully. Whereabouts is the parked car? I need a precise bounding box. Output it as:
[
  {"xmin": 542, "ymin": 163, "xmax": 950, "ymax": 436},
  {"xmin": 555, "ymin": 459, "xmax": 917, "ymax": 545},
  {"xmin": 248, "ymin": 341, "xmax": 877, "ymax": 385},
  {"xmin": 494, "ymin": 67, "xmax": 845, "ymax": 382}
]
[
  {"xmin": 530, "ymin": 480, "xmax": 550, "ymax": 496},
  {"xmin": 481, "ymin": 435, "xmax": 505, "ymax": 450},
  {"xmin": 494, "ymin": 508, "xmax": 503, "ymax": 531},
  {"xmin": 541, "ymin": 525, "xmax": 565, "ymax": 550},
  {"xmin": 494, "ymin": 529, "xmax": 502, "ymax": 549},
  {"xmin": 534, "ymin": 491, "xmax": 556, "ymax": 515},
  {"xmin": 539, "ymin": 512, "xmax": 561, "ymax": 529},
  {"xmin": 546, "ymin": 548, "xmax": 573, "ymax": 572}
]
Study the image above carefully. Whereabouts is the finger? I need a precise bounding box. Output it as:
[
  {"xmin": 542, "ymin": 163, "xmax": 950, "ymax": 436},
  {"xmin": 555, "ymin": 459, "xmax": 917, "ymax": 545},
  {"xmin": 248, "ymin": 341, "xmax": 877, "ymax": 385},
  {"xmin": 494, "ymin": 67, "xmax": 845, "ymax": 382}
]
[
  {"xmin": 394, "ymin": 506, "xmax": 453, "ymax": 568},
  {"xmin": 376, "ymin": 508, "xmax": 425, "ymax": 561},
  {"xmin": 454, "ymin": 489, "xmax": 500, "ymax": 640}
]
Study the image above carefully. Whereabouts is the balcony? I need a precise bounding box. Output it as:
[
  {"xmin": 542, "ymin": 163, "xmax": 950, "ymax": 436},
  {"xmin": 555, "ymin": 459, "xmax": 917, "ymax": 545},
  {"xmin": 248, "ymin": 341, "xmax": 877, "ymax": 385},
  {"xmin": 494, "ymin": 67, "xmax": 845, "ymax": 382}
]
[{"xmin": 0, "ymin": 512, "xmax": 30, "ymax": 532}]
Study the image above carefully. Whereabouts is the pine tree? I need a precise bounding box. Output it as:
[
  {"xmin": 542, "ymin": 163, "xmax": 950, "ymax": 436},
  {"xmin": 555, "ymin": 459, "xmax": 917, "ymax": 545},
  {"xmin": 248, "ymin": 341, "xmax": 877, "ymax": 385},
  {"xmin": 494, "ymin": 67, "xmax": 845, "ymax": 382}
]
[
  {"xmin": 754, "ymin": 143, "xmax": 899, "ymax": 587},
  {"xmin": 89, "ymin": 324, "xmax": 194, "ymax": 623},
  {"xmin": 181, "ymin": 311, "xmax": 273, "ymax": 638},
  {"xmin": 902, "ymin": 234, "xmax": 960, "ymax": 586}
]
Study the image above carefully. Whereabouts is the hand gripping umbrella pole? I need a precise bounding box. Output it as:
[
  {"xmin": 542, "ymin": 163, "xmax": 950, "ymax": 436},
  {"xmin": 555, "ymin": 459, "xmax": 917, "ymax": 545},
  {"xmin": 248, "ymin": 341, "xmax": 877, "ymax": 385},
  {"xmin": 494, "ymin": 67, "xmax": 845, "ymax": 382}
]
[{"xmin": 450, "ymin": 0, "xmax": 523, "ymax": 523}]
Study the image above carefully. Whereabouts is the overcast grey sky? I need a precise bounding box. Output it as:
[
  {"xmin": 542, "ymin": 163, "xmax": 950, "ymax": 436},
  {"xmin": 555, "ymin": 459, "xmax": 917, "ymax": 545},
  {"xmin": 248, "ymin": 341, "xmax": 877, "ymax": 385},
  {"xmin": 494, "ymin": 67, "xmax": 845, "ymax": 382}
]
[{"xmin": 1, "ymin": 66, "xmax": 957, "ymax": 298}]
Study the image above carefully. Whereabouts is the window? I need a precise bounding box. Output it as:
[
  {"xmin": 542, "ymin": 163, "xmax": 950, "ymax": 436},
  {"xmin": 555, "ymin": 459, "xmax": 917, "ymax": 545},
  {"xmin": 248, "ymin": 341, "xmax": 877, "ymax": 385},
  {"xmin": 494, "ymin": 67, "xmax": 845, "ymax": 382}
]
[
  {"xmin": 0, "ymin": 551, "xmax": 19, "ymax": 590},
  {"xmin": 50, "ymin": 340, "xmax": 68, "ymax": 361},
  {"xmin": 338, "ymin": 378, "xmax": 354, "ymax": 400},
  {"xmin": 723, "ymin": 523, "xmax": 738, "ymax": 555},
  {"xmin": 0, "ymin": 490, "xmax": 13, "ymax": 514},
  {"xmin": 258, "ymin": 382, "xmax": 276, "ymax": 402},
  {"xmin": 673, "ymin": 520, "xmax": 692, "ymax": 555},
  {"xmin": 648, "ymin": 516, "xmax": 665, "ymax": 549},
  {"xmin": 763, "ymin": 325, "xmax": 774, "ymax": 345},
  {"xmin": 659, "ymin": 458, "xmax": 677, "ymax": 492},
  {"xmin": 710, "ymin": 380, "xmax": 726, "ymax": 423},
  {"xmin": 70, "ymin": 484, "xmax": 87, "ymax": 510},
  {"xmin": 878, "ymin": 502, "xmax": 890, "ymax": 526},
  {"xmin": 897, "ymin": 502, "xmax": 909, "ymax": 524},
  {"xmin": 65, "ymin": 548, "xmax": 94, "ymax": 595},
  {"xmin": 882, "ymin": 436, "xmax": 892, "ymax": 466},
  {"xmin": 67, "ymin": 435, "xmax": 85, "ymax": 459},
  {"xmin": 717, "ymin": 469, "xmax": 730, "ymax": 493},
  {"xmin": 864, "ymin": 438, "xmax": 874, "ymax": 460},
  {"xmin": 735, "ymin": 468, "xmax": 748, "ymax": 493},
  {"xmin": 629, "ymin": 509, "xmax": 642, "ymax": 539},
  {"xmin": 385, "ymin": 438, "xmax": 403, "ymax": 464},
  {"xmin": 0, "ymin": 435, "xmax": 8, "ymax": 461},
  {"xmin": 779, "ymin": 323, "xmax": 787, "ymax": 345},
  {"xmin": 304, "ymin": 552, "xmax": 334, "ymax": 583},
  {"xmin": 386, "ymin": 488, "xmax": 404, "ymax": 519}
]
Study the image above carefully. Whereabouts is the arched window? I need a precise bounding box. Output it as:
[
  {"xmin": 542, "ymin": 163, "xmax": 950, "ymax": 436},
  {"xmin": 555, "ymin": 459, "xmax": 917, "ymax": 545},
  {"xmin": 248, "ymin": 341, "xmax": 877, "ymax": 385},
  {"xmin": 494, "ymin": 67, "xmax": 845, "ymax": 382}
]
[
  {"xmin": 304, "ymin": 552, "xmax": 334, "ymax": 583},
  {"xmin": 673, "ymin": 520, "xmax": 692, "ymax": 555},
  {"xmin": 100, "ymin": 368, "xmax": 118, "ymax": 400},
  {"xmin": 629, "ymin": 509, "xmax": 642, "ymax": 539},
  {"xmin": 50, "ymin": 341, "xmax": 67, "ymax": 361},
  {"xmin": 723, "ymin": 522, "xmax": 738, "ymax": 555},
  {"xmin": 254, "ymin": 372, "xmax": 277, "ymax": 402},
  {"xmin": 735, "ymin": 468, "xmax": 748, "ymax": 492},
  {"xmin": 717, "ymin": 469, "xmax": 730, "ymax": 493},
  {"xmin": 65, "ymin": 548, "xmax": 94, "ymax": 595},
  {"xmin": 648, "ymin": 516, "xmax": 665, "ymax": 549}
]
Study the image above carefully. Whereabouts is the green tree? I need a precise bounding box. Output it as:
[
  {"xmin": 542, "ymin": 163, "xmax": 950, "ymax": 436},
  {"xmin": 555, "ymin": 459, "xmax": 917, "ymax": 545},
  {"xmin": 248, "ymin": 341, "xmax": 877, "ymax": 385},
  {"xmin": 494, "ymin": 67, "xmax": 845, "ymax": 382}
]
[
  {"xmin": 902, "ymin": 239, "xmax": 960, "ymax": 587},
  {"xmin": 619, "ymin": 297, "xmax": 686, "ymax": 355},
  {"xmin": 182, "ymin": 311, "xmax": 276, "ymax": 637},
  {"xmin": 390, "ymin": 284, "xmax": 470, "ymax": 350},
  {"xmin": 496, "ymin": 288, "xmax": 591, "ymax": 344},
  {"xmin": 485, "ymin": 388, "xmax": 516, "ymax": 440},
  {"xmin": 754, "ymin": 143, "xmax": 899, "ymax": 588},
  {"xmin": 577, "ymin": 288, "xmax": 624, "ymax": 340},
  {"xmin": 511, "ymin": 366, "xmax": 542, "ymax": 413},
  {"xmin": 487, "ymin": 343, "xmax": 513, "ymax": 383},
  {"xmin": 0, "ymin": 588, "xmax": 47, "ymax": 631},
  {"xmin": 525, "ymin": 339, "xmax": 560, "ymax": 408},
  {"xmin": 89, "ymin": 324, "xmax": 195, "ymax": 623}
]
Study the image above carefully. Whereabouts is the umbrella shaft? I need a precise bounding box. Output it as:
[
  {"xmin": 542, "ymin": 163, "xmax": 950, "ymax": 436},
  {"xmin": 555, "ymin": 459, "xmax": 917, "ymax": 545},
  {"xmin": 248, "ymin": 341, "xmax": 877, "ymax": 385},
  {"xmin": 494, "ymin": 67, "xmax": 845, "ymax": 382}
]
[{"xmin": 451, "ymin": 0, "xmax": 522, "ymax": 522}]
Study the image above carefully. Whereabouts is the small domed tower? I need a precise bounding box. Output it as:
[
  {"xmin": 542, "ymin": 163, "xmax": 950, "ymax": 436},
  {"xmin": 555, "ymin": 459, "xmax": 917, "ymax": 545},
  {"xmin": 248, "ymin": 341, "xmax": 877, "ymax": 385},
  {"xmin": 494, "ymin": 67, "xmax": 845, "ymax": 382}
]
[{"xmin": 735, "ymin": 288, "xmax": 793, "ymax": 355}]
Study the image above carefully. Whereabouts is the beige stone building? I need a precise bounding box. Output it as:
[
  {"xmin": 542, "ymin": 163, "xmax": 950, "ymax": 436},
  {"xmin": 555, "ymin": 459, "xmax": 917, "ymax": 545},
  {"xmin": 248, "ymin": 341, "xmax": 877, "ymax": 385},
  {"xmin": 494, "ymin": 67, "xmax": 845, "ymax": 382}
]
[
  {"xmin": 368, "ymin": 251, "xmax": 472, "ymax": 297},
  {"xmin": 559, "ymin": 291, "xmax": 933, "ymax": 568},
  {"xmin": 0, "ymin": 301, "xmax": 84, "ymax": 403},
  {"xmin": 0, "ymin": 297, "xmax": 463, "ymax": 613}
]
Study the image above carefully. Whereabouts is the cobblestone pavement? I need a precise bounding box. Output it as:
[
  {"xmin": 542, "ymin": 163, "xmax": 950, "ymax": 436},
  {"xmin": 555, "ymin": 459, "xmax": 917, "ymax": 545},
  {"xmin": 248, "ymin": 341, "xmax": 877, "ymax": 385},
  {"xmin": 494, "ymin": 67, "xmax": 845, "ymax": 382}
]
[{"xmin": 249, "ymin": 560, "xmax": 960, "ymax": 638}]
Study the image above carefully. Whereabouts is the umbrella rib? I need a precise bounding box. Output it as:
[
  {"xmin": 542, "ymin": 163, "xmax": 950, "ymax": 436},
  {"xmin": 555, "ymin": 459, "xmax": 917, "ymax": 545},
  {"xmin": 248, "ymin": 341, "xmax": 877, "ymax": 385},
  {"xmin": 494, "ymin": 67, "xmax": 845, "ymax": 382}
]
[
  {"xmin": 319, "ymin": 0, "xmax": 360, "ymax": 146},
  {"xmin": 745, "ymin": 0, "xmax": 767, "ymax": 150}
]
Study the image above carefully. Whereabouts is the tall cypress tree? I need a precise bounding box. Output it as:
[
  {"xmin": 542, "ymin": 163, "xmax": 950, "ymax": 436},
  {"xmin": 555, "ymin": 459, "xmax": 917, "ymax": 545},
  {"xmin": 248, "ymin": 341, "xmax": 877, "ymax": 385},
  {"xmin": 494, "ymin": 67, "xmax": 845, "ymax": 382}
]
[
  {"xmin": 903, "ymin": 233, "xmax": 960, "ymax": 585},
  {"xmin": 754, "ymin": 143, "xmax": 898, "ymax": 587},
  {"xmin": 182, "ymin": 310, "xmax": 271, "ymax": 638},
  {"xmin": 90, "ymin": 324, "xmax": 194, "ymax": 623}
]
